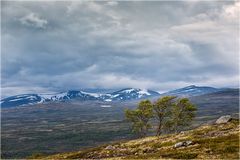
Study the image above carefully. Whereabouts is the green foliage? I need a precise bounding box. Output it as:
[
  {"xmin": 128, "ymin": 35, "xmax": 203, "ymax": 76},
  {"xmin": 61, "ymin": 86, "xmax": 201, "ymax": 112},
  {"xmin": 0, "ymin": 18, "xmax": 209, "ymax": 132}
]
[
  {"xmin": 125, "ymin": 100, "xmax": 153, "ymax": 137},
  {"xmin": 125, "ymin": 97, "xmax": 197, "ymax": 136},
  {"xmin": 153, "ymin": 96, "xmax": 197, "ymax": 135},
  {"xmin": 168, "ymin": 98, "xmax": 197, "ymax": 133},
  {"xmin": 153, "ymin": 96, "xmax": 176, "ymax": 135}
]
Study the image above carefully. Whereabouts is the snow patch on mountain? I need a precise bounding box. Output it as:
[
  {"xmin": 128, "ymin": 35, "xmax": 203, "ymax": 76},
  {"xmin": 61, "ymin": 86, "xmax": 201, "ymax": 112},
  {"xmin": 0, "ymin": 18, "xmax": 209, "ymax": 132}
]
[
  {"xmin": 119, "ymin": 88, "xmax": 135, "ymax": 93},
  {"xmin": 80, "ymin": 91, "xmax": 101, "ymax": 98},
  {"xmin": 138, "ymin": 89, "xmax": 151, "ymax": 96}
]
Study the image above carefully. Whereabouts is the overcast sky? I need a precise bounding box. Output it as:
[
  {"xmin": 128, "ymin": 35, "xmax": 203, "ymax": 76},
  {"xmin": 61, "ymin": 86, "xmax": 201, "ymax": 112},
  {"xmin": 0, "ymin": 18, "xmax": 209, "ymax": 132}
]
[{"xmin": 1, "ymin": 1, "xmax": 239, "ymax": 97}]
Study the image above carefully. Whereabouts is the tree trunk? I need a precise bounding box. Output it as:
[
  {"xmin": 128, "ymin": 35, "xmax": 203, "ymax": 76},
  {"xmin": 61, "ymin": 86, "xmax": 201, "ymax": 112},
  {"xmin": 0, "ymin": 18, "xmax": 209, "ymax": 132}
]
[
  {"xmin": 156, "ymin": 123, "xmax": 162, "ymax": 136},
  {"xmin": 156, "ymin": 118, "xmax": 163, "ymax": 136}
]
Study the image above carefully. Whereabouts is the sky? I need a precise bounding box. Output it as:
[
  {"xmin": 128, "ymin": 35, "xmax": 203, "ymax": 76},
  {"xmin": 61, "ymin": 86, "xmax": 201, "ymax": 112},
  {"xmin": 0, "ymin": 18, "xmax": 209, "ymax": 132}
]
[{"xmin": 1, "ymin": 0, "xmax": 239, "ymax": 97}]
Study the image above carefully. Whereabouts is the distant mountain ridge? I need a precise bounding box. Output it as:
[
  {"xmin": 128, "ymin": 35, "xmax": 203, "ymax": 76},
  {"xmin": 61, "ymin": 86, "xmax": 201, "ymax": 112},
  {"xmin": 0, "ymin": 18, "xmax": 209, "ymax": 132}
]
[
  {"xmin": 0, "ymin": 85, "xmax": 233, "ymax": 108},
  {"xmin": 0, "ymin": 88, "xmax": 160, "ymax": 108},
  {"xmin": 162, "ymin": 85, "xmax": 221, "ymax": 97}
]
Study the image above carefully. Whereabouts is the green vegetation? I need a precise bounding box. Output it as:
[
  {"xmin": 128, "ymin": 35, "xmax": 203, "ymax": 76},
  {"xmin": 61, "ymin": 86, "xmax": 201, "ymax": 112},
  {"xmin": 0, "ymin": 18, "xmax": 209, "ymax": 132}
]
[
  {"xmin": 125, "ymin": 96, "xmax": 197, "ymax": 136},
  {"xmin": 125, "ymin": 100, "xmax": 153, "ymax": 137},
  {"xmin": 153, "ymin": 96, "xmax": 175, "ymax": 135},
  {"xmin": 168, "ymin": 98, "xmax": 197, "ymax": 133}
]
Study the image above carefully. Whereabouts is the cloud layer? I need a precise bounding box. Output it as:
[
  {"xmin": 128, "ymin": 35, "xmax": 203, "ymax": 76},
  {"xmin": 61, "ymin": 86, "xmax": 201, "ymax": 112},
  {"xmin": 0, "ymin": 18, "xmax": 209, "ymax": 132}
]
[
  {"xmin": 1, "ymin": 1, "xmax": 239, "ymax": 97},
  {"xmin": 19, "ymin": 13, "xmax": 48, "ymax": 29}
]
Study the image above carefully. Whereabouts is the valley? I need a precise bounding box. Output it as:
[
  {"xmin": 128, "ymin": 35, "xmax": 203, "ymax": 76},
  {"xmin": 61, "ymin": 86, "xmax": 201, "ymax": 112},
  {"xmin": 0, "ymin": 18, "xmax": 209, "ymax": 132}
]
[{"xmin": 1, "ymin": 88, "xmax": 239, "ymax": 159}]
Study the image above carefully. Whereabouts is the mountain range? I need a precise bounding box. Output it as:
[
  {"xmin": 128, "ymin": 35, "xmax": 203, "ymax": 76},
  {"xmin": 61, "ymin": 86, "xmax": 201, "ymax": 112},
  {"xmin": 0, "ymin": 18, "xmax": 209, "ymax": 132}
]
[
  {"xmin": 162, "ymin": 85, "xmax": 221, "ymax": 97},
  {"xmin": 0, "ymin": 85, "xmax": 230, "ymax": 108}
]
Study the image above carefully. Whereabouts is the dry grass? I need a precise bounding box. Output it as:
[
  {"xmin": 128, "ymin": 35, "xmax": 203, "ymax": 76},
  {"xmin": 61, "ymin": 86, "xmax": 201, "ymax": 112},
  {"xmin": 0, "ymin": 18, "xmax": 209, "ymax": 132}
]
[{"xmin": 33, "ymin": 119, "xmax": 239, "ymax": 159}]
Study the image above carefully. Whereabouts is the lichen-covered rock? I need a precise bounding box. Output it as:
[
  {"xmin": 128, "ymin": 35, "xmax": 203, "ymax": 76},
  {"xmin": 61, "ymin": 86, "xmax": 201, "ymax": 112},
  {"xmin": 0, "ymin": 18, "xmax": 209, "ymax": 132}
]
[
  {"xmin": 174, "ymin": 141, "xmax": 193, "ymax": 148},
  {"xmin": 215, "ymin": 115, "xmax": 232, "ymax": 124}
]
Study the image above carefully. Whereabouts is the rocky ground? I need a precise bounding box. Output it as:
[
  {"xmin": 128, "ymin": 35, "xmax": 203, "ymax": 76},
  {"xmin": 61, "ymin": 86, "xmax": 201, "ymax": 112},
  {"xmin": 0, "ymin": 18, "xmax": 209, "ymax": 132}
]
[{"xmin": 35, "ymin": 116, "xmax": 239, "ymax": 159}]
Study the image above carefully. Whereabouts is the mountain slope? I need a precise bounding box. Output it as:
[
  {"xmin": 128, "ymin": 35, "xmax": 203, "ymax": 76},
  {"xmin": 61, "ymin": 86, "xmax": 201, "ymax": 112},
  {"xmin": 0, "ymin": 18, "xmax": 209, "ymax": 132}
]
[
  {"xmin": 189, "ymin": 88, "xmax": 239, "ymax": 116},
  {"xmin": 162, "ymin": 85, "xmax": 220, "ymax": 97},
  {"xmin": 38, "ymin": 119, "xmax": 239, "ymax": 159},
  {"xmin": 0, "ymin": 94, "xmax": 42, "ymax": 108}
]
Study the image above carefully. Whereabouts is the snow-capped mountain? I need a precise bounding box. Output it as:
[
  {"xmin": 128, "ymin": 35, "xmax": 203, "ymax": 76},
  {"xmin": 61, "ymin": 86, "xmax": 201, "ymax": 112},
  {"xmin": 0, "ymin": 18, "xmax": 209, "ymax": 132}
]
[
  {"xmin": 162, "ymin": 85, "xmax": 220, "ymax": 97},
  {"xmin": 102, "ymin": 88, "xmax": 160, "ymax": 101},
  {"xmin": 1, "ymin": 86, "xmax": 227, "ymax": 108},
  {"xmin": 39, "ymin": 90, "xmax": 100, "ymax": 102},
  {"xmin": 0, "ymin": 94, "xmax": 42, "ymax": 108},
  {"xmin": 0, "ymin": 88, "xmax": 160, "ymax": 108}
]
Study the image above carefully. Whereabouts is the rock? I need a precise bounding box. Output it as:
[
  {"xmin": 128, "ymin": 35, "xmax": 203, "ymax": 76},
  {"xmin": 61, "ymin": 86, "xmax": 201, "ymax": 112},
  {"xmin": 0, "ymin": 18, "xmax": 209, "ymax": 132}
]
[
  {"xmin": 174, "ymin": 142, "xmax": 184, "ymax": 148},
  {"xmin": 185, "ymin": 141, "xmax": 193, "ymax": 146},
  {"xmin": 105, "ymin": 145, "xmax": 115, "ymax": 150},
  {"xmin": 174, "ymin": 140, "xmax": 193, "ymax": 148},
  {"xmin": 215, "ymin": 115, "xmax": 232, "ymax": 124}
]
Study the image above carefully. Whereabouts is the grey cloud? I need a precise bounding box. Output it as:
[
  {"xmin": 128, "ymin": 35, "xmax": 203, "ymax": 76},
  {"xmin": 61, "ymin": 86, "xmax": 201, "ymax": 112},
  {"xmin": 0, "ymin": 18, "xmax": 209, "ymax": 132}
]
[
  {"xmin": 1, "ymin": 1, "xmax": 239, "ymax": 97},
  {"xmin": 106, "ymin": 1, "xmax": 118, "ymax": 6},
  {"xmin": 19, "ymin": 13, "xmax": 48, "ymax": 29}
]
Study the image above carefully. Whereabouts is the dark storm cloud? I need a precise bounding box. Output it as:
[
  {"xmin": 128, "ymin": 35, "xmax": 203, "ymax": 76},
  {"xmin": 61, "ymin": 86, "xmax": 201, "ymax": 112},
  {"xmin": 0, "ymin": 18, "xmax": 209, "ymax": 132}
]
[{"xmin": 1, "ymin": 1, "xmax": 239, "ymax": 97}]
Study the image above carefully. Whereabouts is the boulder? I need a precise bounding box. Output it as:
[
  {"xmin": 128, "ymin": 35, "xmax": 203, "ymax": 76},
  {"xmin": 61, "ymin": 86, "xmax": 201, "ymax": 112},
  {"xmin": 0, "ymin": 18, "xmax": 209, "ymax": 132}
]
[
  {"xmin": 215, "ymin": 115, "xmax": 232, "ymax": 124},
  {"xmin": 174, "ymin": 142, "xmax": 184, "ymax": 148},
  {"xmin": 105, "ymin": 145, "xmax": 115, "ymax": 150},
  {"xmin": 174, "ymin": 141, "xmax": 193, "ymax": 148}
]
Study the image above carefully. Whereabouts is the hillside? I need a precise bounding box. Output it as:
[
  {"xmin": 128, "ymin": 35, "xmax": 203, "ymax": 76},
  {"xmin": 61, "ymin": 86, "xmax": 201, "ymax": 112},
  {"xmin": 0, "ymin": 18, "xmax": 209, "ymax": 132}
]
[
  {"xmin": 36, "ymin": 118, "xmax": 239, "ymax": 159},
  {"xmin": 2, "ymin": 89, "xmax": 238, "ymax": 159}
]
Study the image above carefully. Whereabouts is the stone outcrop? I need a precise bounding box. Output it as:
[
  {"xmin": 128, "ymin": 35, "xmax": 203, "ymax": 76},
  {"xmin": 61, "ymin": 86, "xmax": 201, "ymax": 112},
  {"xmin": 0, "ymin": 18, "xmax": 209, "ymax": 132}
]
[{"xmin": 215, "ymin": 115, "xmax": 232, "ymax": 124}]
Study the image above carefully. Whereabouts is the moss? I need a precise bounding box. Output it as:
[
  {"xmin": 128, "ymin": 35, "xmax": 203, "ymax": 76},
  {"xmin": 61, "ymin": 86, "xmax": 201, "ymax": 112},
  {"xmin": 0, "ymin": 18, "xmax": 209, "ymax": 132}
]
[
  {"xmin": 195, "ymin": 133, "xmax": 239, "ymax": 159},
  {"xmin": 224, "ymin": 145, "xmax": 238, "ymax": 153},
  {"xmin": 124, "ymin": 150, "xmax": 199, "ymax": 159},
  {"xmin": 161, "ymin": 151, "xmax": 198, "ymax": 159},
  {"xmin": 191, "ymin": 127, "xmax": 214, "ymax": 137},
  {"xmin": 196, "ymin": 134, "xmax": 239, "ymax": 145},
  {"xmin": 65, "ymin": 145, "xmax": 106, "ymax": 159},
  {"xmin": 150, "ymin": 140, "xmax": 175, "ymax": 149},
  {"xmin": 230, "ymin": 119, "xmax": 239, "ymax": 125}
]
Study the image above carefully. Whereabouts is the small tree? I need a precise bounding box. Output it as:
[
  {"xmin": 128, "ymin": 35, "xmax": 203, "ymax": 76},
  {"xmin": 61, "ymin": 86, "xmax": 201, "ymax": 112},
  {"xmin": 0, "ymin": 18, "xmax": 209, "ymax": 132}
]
[
  {"xmin": 169, "ymin": 98, "xmax": 197, "ymax": 133},
  {"xmin": 125, "ymin": 100, "xmax": 153, "ymax": 137},
  {"xmin": 153, "ymin": 96, "xmax": 176, "ymax": 136}
]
